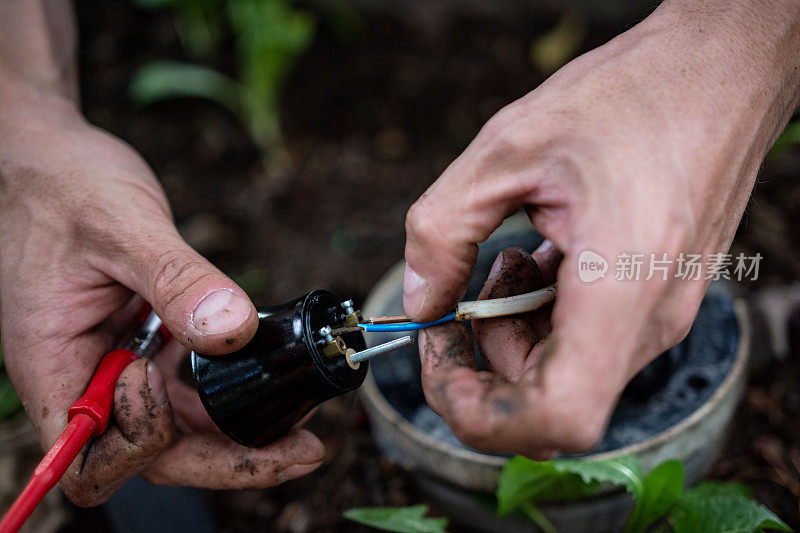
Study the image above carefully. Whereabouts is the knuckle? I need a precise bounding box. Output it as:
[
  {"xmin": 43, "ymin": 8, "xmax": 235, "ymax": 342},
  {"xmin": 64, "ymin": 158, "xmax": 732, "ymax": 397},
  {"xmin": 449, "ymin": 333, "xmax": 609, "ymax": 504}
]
[
  {"xmin": 559, "ymin": 414, "xmax": 606, "ymax": 453},
  {"xmin": 538, "ymin": 388, "xmax": 607, "ymax": 453},
  {"xmin": 669, "ymin": 314, "xmax": 695, "ymax": 346},
  {"xmin": 405, "ymin": 201, "xmax": 435, "ymax": 241},
  {"xmin": 448, "ymin": 412, "xmax": 493, "ymax": 450},
  {"xmin": 475, "ymin": 103, "xmax": 534, "ymax": 162},
  {"xmin": 150, "ymin": 249, "xmax": 212, "ymax": 312},
  {"xmin": 479, "ymin": 101, "xmax": 521, "ymax": 140},
  {"xmin": 128, "ymin": 421, "xmax": 173, "ymax": 455},
  {"xmin": 663, "ymin": 290, "xmax": 703, "ymax": 347}
]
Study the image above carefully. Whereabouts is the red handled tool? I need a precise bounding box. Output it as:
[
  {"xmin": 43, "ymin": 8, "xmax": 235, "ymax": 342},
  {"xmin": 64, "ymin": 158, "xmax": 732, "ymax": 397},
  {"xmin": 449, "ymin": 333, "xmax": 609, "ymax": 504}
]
[{"xmin": 0, "ymin": 310, "xmax": 169, "ymax": 533}]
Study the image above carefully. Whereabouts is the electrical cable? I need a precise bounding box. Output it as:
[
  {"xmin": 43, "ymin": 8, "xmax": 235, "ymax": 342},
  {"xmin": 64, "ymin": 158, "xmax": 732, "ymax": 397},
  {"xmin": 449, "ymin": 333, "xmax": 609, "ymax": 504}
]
[
  {"xmin": 359, "ymin": 285, "xmax": 556, "ymax": 333},
  {"xmin": 358, "ymin": 312, "xmax": 456, "ymax": 332}
]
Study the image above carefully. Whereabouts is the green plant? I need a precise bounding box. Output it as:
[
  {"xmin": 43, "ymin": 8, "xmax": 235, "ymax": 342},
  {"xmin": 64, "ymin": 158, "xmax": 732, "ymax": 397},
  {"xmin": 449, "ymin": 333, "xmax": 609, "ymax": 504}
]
[
  {"xmin": 131, "ymin": 0, "xmax": 226, "ymax": 60},
  {"xmin": 344, "ymin": 505, "xmax": 448, "ymax": 533},
  {"xmin": 771, "ymin": 119, "xmax": 800, "ymax": 155},
  {"xmin": 0, "ymin": 341, "xmax": 23, "ymax": 421},
  {"xmin": 498, "ymin": 455, "xmax": 791, "ymax": 533},
  {"xmin": 345, "ymin": 455, "xmax": 791, "ymax": 533},
  {"xmin": 129, "ymin": 0, "xmax": 315, "ymax": 166}
]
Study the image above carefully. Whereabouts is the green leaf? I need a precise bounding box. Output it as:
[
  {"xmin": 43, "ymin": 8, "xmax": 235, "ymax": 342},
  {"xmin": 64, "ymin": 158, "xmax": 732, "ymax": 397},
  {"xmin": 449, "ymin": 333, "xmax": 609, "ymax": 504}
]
[
  {"xmin": 671, "ymin": 483, "xmax": 791, "ymax": 533},
  {"xmin": 771, "ymin": 120, "xmax": 800, "ymax": 154},
  {"xmin": 129, "ymin": 61, "xmax": 241, "ymax": 116},
  {"xmin": 0, "ymin": 374, "xmax": 22, "ymax": 421},
  {"xmin": 625, "ymin": 460, "xmax": 684, "ymax": 533},
  {"xmin": 227, "ymin": 0, "xmax": 315, "ymax": 148},
  {"xmin": 497, "ymin": 457, "xmax": 594, "ymax": 516},
  {"xmin": 519, "ymin": 501, "xmax": 558, "ymax": 533},
  {"xmin": 683, "ymin": 481, "xmax": 752, "ymax": 500},
  {"xmin": 552, "ymin": 456, "xmax": 645, "ymax": 498},
  {"xmin": 497, "ymin": 455, "xmax": 644, "ymax": 517},
  {"xmin": 343, "ymin": 505, "xmax": 448, "ymax": 533}
]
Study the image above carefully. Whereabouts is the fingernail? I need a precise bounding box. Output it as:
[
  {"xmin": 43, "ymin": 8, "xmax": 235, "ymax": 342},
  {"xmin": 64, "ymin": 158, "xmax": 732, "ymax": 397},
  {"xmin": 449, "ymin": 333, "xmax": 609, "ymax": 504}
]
[
  {"xmin": 147, "ymin": 363, "xmax": 169, "ymax": 406},
  {"xmin": 488, "ymin": 251, "xmax": 506, "ymax": 279},
  {"xmin": 403, "ymin": 265, "xmax": 428, "ymax": 317},
  {"xmin": 193, "ymin": 289, "xmax": 251, "ymax": 335},
  {"xmin": 278, "ymin": 461, "xmax": 322, "ymax": 483}
]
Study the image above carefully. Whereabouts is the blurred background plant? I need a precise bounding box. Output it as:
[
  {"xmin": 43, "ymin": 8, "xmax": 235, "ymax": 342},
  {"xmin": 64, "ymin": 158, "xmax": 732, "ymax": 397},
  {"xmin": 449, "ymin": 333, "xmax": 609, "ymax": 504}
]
[
  {"xmin": 130, "ymin": 0, "xmax": 226, "ymax": 60},
  {"xmin": 129, "ymin": 0, "xmax": 316, "ymax": 176},
  {"xmin": 529, "ymin": 11, "xmax": 586, "ymax": 75},
  {"xmin": 771, "ymin": 116, "xmax": 800, "ymax": 155},
  {"xmin": 0, "ymin": 343, "xmax": 23, "ymax": 422}
]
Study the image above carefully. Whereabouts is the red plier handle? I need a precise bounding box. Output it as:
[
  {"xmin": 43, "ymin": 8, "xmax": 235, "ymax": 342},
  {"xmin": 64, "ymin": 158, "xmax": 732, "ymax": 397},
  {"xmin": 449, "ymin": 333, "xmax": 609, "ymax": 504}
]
[{"xmin": 0, "ymin": 310, "xmax": 168, "ymax": 533}]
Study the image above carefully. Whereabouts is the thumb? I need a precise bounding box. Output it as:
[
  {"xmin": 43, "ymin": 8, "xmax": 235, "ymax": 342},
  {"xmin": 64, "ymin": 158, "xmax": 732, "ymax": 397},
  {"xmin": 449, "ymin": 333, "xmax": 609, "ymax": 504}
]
[
  {"xmin": 113, "ymin": 228, "xmax": 258, "ymax": 355},
  {"xmin": 403, "ymin": 114, "xmax": 544, "ymax": 321},
  {"xmin": 60, "ymin": 360, "xmax": 174, "ymax": 506}
]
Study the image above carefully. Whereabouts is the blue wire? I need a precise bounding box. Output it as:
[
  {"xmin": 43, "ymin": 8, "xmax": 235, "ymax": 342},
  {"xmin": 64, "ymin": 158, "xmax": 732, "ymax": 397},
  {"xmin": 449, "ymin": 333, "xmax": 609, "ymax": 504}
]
[{"xmin": 358, "ymin": 312, "xmax": 457, "ymax": 332}]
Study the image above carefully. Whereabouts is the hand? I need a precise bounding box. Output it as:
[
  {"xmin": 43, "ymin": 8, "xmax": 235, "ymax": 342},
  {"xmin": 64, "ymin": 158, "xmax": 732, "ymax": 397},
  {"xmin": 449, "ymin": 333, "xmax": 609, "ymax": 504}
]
[
  {"xmin": 0, "ymin": 76, "xmax": 323, "ymax": 506},
  {"xmin": 403, "ymin": 0, "xmax": 800, "ymax": 457}
]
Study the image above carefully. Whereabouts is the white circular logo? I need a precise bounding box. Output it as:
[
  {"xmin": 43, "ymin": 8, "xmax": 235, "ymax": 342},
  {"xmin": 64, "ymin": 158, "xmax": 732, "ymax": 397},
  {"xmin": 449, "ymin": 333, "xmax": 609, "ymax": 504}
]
[{"xmin": 577, "ymin": 250, "xmax": 608, "ymax": 283}]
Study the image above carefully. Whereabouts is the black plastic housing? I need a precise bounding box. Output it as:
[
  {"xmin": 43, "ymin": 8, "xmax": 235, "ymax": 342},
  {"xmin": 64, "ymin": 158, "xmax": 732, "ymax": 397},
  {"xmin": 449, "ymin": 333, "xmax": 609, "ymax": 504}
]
[{"xmin": 191, "ymin": 290, "xmax": 367, "ymax": 447}]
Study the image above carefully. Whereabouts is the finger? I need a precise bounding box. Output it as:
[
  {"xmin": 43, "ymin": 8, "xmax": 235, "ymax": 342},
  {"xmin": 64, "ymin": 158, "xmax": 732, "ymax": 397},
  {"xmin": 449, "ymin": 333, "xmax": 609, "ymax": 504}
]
[
  {"xmin": 419, "ymin": 322, "xmax": 477, "ymax": 372},
  {"xmin": 141, "ymin": 429, "xmax": 324, "ymax": 488},
  {"xmin": 402, "ymin": 110, "xmax": 559, "ymax": 322},
  {"xmin": 418, "ymin": 322, "xmax": 479, "ymax": 418},
  {"xmin": 420, "ymin": 291, "xmax": 621, "ymax": 456},
  {"xmin": 150, "ymin": 338, "xmax": 217, "ymax": 432},
  {"xmin": 472, "ymin": 247, "xmax": 548, "ymax": 381},
  {"xmin": 521, "ymin": 248, "xmax": 645, "ymax": 444},
  {"xmin": 420, "ymin": 337, "xmax": 589, "ymax": 457},
  {"xmin": 419, "ymin": 324, "xmax": 554, "ymax": 456},
  {"xmin": 102, "ymin": 226, "xmax": 258, "ymax": 355},
  {"xmin": 529, "ymin": 239, "xmax": 562, "ymax": 283},
  {"xmin": 473, "ymin": 243, "xmax": 562, "ymax": 375},
  {"xmin": 167, "ymin": 381, "xmax": 218, "ymax": 433},
  {"xmin": 60, "ymin": 359, "xmax": 174, "ymax": 506}
]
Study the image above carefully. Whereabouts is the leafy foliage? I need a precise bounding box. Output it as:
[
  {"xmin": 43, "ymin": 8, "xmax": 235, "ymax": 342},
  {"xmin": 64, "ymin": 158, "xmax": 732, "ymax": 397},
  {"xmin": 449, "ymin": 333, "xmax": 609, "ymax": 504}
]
[
  {"xmin": 496, "ymin": 455, "xmax": 643, "ymax": 516},
  {"xmin": 625, "ymin": 460, "xmax": 684, "ymax": 533},
  {"xmin": 498, "ymin": 455, "xmax": 646, "ymax": 531},
  {"xmin": 0, "ymin": 342, "xmax": 23, "ymax": 421},
  {"xmin": 129, "ymin": 0, "xmax": 315, "ymax": 161},
  {"xmin": 343, "ymin": 505, "xmax": 448, "ymax": 533},
  {"xmin": 130, "ymin": 61, "xmax": 240, "ymax": 112},
  {"xmin": 131, "ymin": 0, "xmax": 225, "ymax": 59},
  {"xmin": 345, "ymin": 455, "xmax": 790, "ymax": 533},
  {"xmin": 770, "ymin": 118, "xmax": 800, "ymax": 155},
  {"xmin": 497, "ymin": 455, "xmax": 790, "ymax": 533},
  {"xmin": 670, "ymin": 482, "xmax": 791, "ymax": 533}
]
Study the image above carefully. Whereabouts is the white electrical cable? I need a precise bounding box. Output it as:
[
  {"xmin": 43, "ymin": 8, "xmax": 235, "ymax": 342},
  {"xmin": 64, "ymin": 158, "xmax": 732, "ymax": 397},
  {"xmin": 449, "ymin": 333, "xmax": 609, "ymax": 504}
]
[
  {"xmin": 360, "ymin": 284, "xmax": 557, "ymax": 332},
  {"xmin": 455, "ymin": 284, "xmax": 556, "ymax": 320}
]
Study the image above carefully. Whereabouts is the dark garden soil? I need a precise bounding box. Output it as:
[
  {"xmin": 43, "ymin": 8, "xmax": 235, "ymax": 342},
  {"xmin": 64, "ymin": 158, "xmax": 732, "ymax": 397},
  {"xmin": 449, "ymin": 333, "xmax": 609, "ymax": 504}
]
[{"xmin": 58, "ymin": 0, "xmax": 800, "ymax": 530}]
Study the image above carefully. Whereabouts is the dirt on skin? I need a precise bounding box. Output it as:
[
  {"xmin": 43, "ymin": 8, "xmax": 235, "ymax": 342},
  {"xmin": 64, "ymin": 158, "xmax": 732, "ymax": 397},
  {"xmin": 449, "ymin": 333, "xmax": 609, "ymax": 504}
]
[{"xmin": 51, "ymin": 0, "xmax": 800, "ymax": 531}]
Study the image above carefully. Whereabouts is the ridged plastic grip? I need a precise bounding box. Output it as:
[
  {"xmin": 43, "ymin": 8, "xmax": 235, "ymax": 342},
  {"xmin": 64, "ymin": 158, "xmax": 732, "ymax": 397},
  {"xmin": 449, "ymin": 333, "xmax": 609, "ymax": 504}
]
[{"xmin": 67, "ymin": 349, "xmax": 138, "ymax": 436}]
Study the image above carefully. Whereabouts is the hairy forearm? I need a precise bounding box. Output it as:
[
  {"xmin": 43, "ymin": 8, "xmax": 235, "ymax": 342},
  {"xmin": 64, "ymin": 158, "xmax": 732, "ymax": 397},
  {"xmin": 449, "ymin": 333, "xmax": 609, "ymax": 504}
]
[
  {"xmin": 636, "ymin": 0, "xmax": 800, "ymax": 255},
  {"xmin": 655, "ymin": 0, "xmax": 800, "ymax": 149},
  {"xmin": 0, "ymin": 0, "xmax": 77, "ymax": 103}
]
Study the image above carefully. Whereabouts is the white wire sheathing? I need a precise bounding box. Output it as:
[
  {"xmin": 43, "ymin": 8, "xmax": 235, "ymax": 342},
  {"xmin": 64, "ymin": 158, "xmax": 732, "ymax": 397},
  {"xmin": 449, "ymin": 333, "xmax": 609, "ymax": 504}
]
[{"xmin": 455, "ymin": 284, "xmax": 556, "ymax": 320}]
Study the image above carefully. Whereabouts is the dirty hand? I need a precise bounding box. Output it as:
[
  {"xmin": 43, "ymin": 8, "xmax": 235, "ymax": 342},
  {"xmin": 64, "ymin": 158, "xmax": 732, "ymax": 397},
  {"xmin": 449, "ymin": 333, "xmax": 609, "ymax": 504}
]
[
  {"xmin": 404, "ymin": 0, "xmax": 800, "ymax": 457},
  {"xmin": 0, "ymin": 75, "xmax": 322, "ymax": 506}
]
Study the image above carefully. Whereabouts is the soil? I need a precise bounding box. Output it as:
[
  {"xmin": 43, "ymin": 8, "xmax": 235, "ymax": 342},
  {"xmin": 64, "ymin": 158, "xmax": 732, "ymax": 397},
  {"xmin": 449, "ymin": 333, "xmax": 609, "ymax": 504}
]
[{"xmin": 55, "ymin": 0, "xmax": 800, "ymax": 530}]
